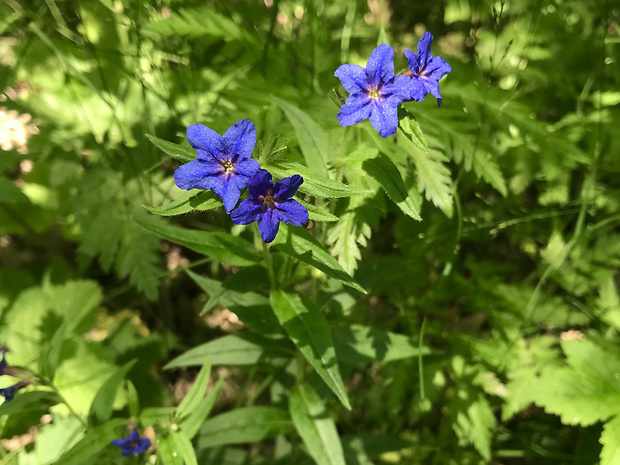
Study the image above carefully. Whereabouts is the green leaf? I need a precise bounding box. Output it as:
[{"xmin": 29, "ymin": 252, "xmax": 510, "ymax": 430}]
[
  {"xmin": 176, "ymin": 357, "xmax": 212, "ymax": 421},
  {"xmin": 452, "ymin": 392, "xmax": 495, "ymax": 461},
  {"xmin": 144, "ymin": 191, "xmax": 221, "ymax": 216},
  {"xmin": 299, "ymin": 199, "xmax": 339, "ymax": 222},
  {"xmin": 180, "ymin": 377, "xmax": 223, "ymax": 439},
  {"xmin": 332, "ymin": 325, "xmax": 434, "ymax": 364},
  {"xmin": 171, "ymin": 431, "xmax": 199, "ymax": 465},
  {"xmin": 270, "ymin": 290, "xmax": 351, "ymax": 410},
  {"xmin": 140, "ymin": 407, "xmax": 176, "ymax": 427},
  {"xmin": 126, "ymin": 380, "xmax": 140, "ymax": 419},
  {"xmin": 157, "ymin": 433, "xmax": 184, "ymax": 465},
  {"xmin": 136, "ymin": 217, "xmax": 261, "ymax": 266},
  {"xmin": 327, "ymin": 210, "xmax": 362, "ymax": 275},
  {"xmin": 146, "ymin": 134, "xmax": 195, "ymax": 163},
  {"xmin": 197, "ymin": 407, "xmax": 293, "ymax": 448},
  {"xmin": 601, "ymin": 415, "xmax": 620, "ymax": 465},
  {"xmin": 363, "ymin": 153, "xmax": 422, "ymax": 220},
  {"xmin": 530, "ymin": 339, "xmax": 620, "ymax": 426},
  {"xmin": 55, "ymin": 418, "xmax": 127, "ymax": 465},
  {"xmin": 0, "ymin": 391, "xmax": 60, "ymax": 416},
  {"xmin": 265, "ymin": 162, "xmax": 372, "ymax": 198},
  {"xmin": 147, "ymin": 7, "xmax": 246, "ymax": 41},
  {"xmin": 408, "ymin": 147, "xmax": 453, "ymax": 218},
  {"xmin": 89, "ymin": 359, "xmax": 137, "ymax": 426},
  {"xmin": 290, "ymin": 383, "xmax": 346, "ymax": 465},
  {"xmin": 272, "ymin": 224, "xmax": 365, "ymax": 293},
  {"xmin": 164, "ymin": 333, "xmax": 293, "ymax": 368},
  {"xmin": 272, "ymin": 96, "xmax": 329, "ymax": 177},
  {"xmin": 398, "ymin": 110, "xmax": 429, "ymax": 152},
  {"xmin": 0, "ymin": 176, "xmax": 30, "ymax": 205}
]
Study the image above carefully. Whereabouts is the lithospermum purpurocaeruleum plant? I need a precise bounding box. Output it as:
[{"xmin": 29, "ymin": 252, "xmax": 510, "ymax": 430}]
[{"xmin": 0, "ymin": 1, "xmax": 618, "ymax": 464}]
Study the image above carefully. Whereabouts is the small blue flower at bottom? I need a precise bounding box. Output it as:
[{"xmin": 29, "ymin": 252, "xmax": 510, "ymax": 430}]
[
  {"xmin": 110, "ymin": 430, "xmax": 151, "ymax": 456},
  {"xmin": 335, "ymin": 43, "xmax": 412, "ymax": 138},
  {"xmin": 174, "ymin": 119, "xmax": 260, "ymax": 212},
  {"xmin": 404, "ymin": 32, "xmax": 452, "ymax": 107},
  {"xmin": 231, "ymin": 169, "xmax": 309, "ymax": 243}
]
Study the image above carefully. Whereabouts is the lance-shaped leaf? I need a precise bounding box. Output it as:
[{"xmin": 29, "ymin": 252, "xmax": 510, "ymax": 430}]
[
  {"xmin": 363, "ymin": 153, "xmax": 421, "ymax": 220},
  {"xmin": 175, "ymin": 357, "xmax": 212, "ymax": 421},
  {"xmin": 180, "ymin": 377, "xmax": 223, "ymax": 439},
  {"xmin": 89, "ymin": 359, "xmax": 137, "ymax": 426},
  {"xmin": 272, "ymin": 224, "xmax": 365, "ymax": 293},
  {"xmin": 290, "ymin": 383, "xmax": 346, "ymax": 465},
  {"xmin": 56, "ymin": 418, "xmax": 127, "ymax": 465},
  {"xmin": 270, "ymin": 290, "xmax": 351, "ymax": 410},
  {"xmin": 264, "ymin": 162, "xmax": 372, "ymax": 198},
  {"xmin": 136, "ymin": 217, "xmax": 261, "ymax": 266},
  {"xmin": 146, "ymin": 134, "xmax": 195, "ymax": 163},
  {"xmin": 398, "ymin": 109, "xmax": 429, "ymax": 152},
  {"xmin": 272, "ymin": 96, "xmax": 329, "ymax": 176},
  {"xmin": 144, "ymin": 191, "xmax": 221, "ymax": 216}
]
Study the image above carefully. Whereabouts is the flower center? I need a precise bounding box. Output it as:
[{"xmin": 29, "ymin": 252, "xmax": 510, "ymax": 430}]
[
  {"xmin": 368, "ymin": 88, "xmax": 381, "ymax": 99},
  {"xmin": 258, "ymin": 189, "xmax": 277, "ymax": 210},
  {"xmin": 222, "ymin": 160, "xmax": 235, "ymax": 173}
]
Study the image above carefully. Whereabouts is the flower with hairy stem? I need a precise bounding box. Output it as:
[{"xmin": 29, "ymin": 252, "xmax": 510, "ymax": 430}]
[
  {"xmin": 404, "ymin": 32, "xmax": 452, "ymax": 107},
  {"xmin": 231, "ymin": 169, "xmax": 308, "ymax": 243},
  {"xmin": 110, "ymin": 430, "xmax": 151, "ymax": 456},
  {"xmin": 174, "ymin": 119, "xmax": 260, "ymax": 212},
  {"xmin": 335, "ymin": 43, "xmax": 412, "ymax": 138}
]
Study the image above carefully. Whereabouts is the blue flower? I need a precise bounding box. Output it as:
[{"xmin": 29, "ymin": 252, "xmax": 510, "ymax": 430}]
[
  {"xmin": 0, "ymin": 381, "xmax": 28, "ymax": 404},
  {"xmin": 110, "ymin": 430, "xmax": 151, "ymax": 456},
  {"xmin": 174, "ymin": 119, "xmax": 260, "ymax": 212},
  {"xmin": 404, "ymin": 32, "xmax": 452, "ymax": 107},
  {"xmin": 0, "ymin": 345, "xmax": 7, "ymax": 376},
  {"xmin": 335, "ymin": 43, "xmax": 412, "ymax": 138},
  {"xmin": 231, "ymin": 169, "xmax": 308, "ymax": 243}
]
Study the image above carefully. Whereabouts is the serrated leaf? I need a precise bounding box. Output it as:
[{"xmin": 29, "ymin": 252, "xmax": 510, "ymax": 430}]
[
  {"xmin": 290, "ymin": 383, "xmax": 346, "ymax": 465},
  {"xmin": 55, "ymin": 418, "xmax": 127, "ymax": 465},
  {"xmin": 164, "ymin": 333, "xmax": 293, "ymax": 368},
  {"xmin": 176, "ymin": 357, "xmax": 212, "ymax": 421},
  {"xmin": 272, "ymin": 224, "xmax": 365, "ymax": 293},
  {"xmin": 363, "ymin": 153, "xmax": 421, "ymax": 220},
  {"xmin": 147, "ymin": 7, "xmax": 245, "ymax": 41},
  {"xmin": 180, "ymin": 377, "xmax": 223, "ymax": 439},
  {"xmin": 327, "ymin": 211, "xmax": 361, "ymax": 275},
  {"xmin": 89, "ymin": 359, "xmax": 137, "ymax": 426},
  {"xmin": 409, "ymin": 147, "xmax": 453, "ymax": 217},
  {"xmin": 272, "ymin": 96, "xmax": 329, "ymax": 176},
  {"xmin": 197, "ymin": 407, "xmax": 293, "ymax": 448},
  {"xmin": 119, "ymin": 216, "xmax": 160, "ymax": 300},
  {"xmin": 270, "ymin": 290, "xmax": 351, "ymax": 410},
  {"xmin": 146, "ymin": 134, "xmax": 195, "ymax": 163},
  {"xmin": 144, "ymin": 191, "xmax": 221, "ymax": 216},
  {"xmin": 136, "ymin": 217, "xmax": 261, "ymax": 266},
  {"xmin": 264, "ymin": 162, "xmax": 372, "ymax": 198},
  {"xmin": 601, "ymin": 415, "xmax": 620, "ymax": 465}
]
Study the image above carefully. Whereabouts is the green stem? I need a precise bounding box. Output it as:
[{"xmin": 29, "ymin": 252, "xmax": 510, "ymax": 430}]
[{"xmin": 262, "ymin": 240, "xmax": 277, "ymax": 289}]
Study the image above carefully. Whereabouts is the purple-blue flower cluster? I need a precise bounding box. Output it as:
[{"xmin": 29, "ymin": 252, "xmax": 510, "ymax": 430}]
[
  {"xmin": 0, "ymin": 344, "xmax": 28, "ymax": 404},
  {"xmin": 174, "ymin": 120, "xmax": 308, "ymax": 243},
  {"xmin": 335, "ymin": 32, "xmax": 451, "ymax": 137}
]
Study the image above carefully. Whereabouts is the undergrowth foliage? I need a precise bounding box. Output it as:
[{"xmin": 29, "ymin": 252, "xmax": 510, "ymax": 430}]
[{"xmin": 0, "ymin": 1, "xmax": 618, "ymax": 464}]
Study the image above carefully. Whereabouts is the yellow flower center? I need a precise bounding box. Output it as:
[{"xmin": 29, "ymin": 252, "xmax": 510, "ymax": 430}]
[
  {"xmin": 368, "ymin": 88, "xmax": 381, "ymax": 99},
  {"xmin": 222, "ymin": 160, "xmax": 234, "ymax": 173}
]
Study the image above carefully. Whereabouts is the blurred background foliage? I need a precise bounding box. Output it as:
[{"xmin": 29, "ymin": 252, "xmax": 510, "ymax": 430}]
[{"xmin": 0, "ymin": 0, "xmax": 619, "ymax": 464}]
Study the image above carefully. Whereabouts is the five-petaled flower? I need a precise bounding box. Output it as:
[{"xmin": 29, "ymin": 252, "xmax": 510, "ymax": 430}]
[
  {"xmin": 110, "ymin": 430, "xmax": 151, "ymax": 456},
  {"xmin": 404, "ymin": 32, "xmax": 452, "ymax": 107},
  {"xmin": 335, "ymin": 43, "xmax": 412, "ymax": 138},
  {"xmin": 0, "ymin": 381, "xmax": 29, "ymax": 404},
  {"xmin": 231, "ymin": 169, "xmax": 309, "ymax": 243},
  {"xmin": 174, "ymin": 119, "xmax": 260, "ymax": 212}
]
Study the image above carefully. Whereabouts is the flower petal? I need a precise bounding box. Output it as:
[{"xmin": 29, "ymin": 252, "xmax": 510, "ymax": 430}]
[
  {"xmin": 187, "ymin": 124, "xmax": 222, "ymax": 157},
  {"xmin": 334, "ymin": 64, "xmax": 369, "ymax": 94},
  {"xmin": 404, "ymin": 49, "xmax": 421, "ymax": 75},
  {"xmin": 337, "ymin": 93, "xmax": 373, "ymax": 127},
  {"xmin": 222, "ymin": 119, "xmax": 256, "ymax": 160},
  {"xmin": 247, "ymin": 169, "xmax": 274, "ymax": 200},
  {"xmin": 212, "ymin": 177, "xmax": 242, "ymax": 212},
  {"xmin": 382, "ymin": 75, "xmax": 411, "ymax": 101},
  {"xmin": 234, "ymin": 156, "xmax": 260, "ymax": 178},
  {"xmin": 276, "ymin": 199, "xmax": 308, "ymax": 226},
  {"xmin": 417, "ymin": 32, "xmax": 433, "ymax": 69},
  {"xmin": 174, "ymin": 159, "xmax": 223, "ymax": 190},
  {"xmin": 369, "ymin": 100, "xmax": 398, "ymax": 138},
  {"xmin": 231, "ymin": 199, "xmax": 263, "ymax": 225},
  {"xmin": 274, "ymin": 175, "xmax": 303, "ymax": 199},
  {"xmin": 366, "ymin": 43, "xmax": 395, "ymax": 88},
  {"xmin": 407, "ymin": 76, "xmax": 428, "ymax": 102},
  {"xmin": 110, "ymin": 439, "xmax": 129, "ymax": 447},
  {"xmin": 424, "ymin": 55, "xmax": 452, "ymax": 81},
  {"xmin": 257, "ymin": 208, "xmax": 280, "ymax": 243},
  {"xmin": 137, "ymin": 438, "xmax": 151, "ymax": 453},
  {"xmin": 422, "ymin": 78, "xmax": 442, "ymax": 106}
]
